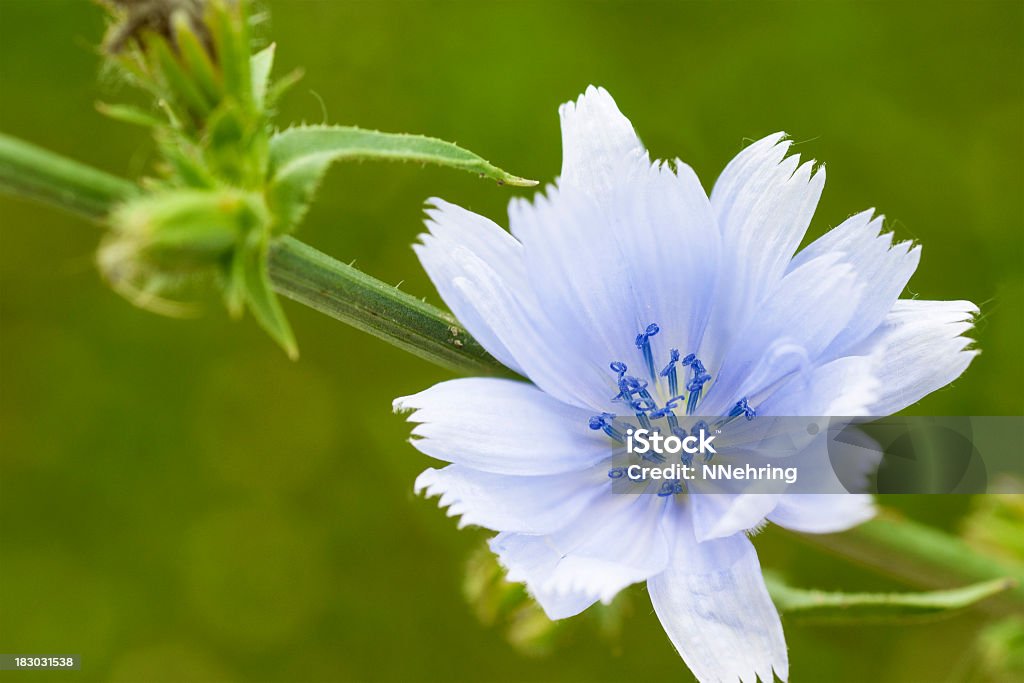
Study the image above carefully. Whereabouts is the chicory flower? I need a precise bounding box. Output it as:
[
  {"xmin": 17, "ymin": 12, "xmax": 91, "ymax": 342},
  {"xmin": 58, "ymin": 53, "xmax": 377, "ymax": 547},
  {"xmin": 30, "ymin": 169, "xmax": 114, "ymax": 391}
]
[{"xmin": 395, "ymin": 87, "xmax": 977, "ymax": 682}]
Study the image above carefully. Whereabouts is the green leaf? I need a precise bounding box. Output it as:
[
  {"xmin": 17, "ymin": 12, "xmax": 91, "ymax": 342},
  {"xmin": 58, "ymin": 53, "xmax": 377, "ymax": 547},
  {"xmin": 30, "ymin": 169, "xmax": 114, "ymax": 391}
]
[
  {"xmin": 96, "ymin": 102, "xmax": 164, "ymax": 129},
  {"xmin": 172, "ymin": 12, "xmax": 222, "ymax": 105},
  {"xmin": 146, "ymin": 33, "xmax": 211, "ymax": 121},
  {"xmin": 266, "ymin": 125, "xmax": 537, "ymax": 232},
  {"xmin": 765, "ymin": 572, "xmax": 1017, "ymax": 623},
  {"xmin": 241, "ymin": 232, "xmax": 298, "ymax": 359},
  {"xmin": 207, "ymin": 0, "xmax": 251, "ymax": 108},
  {"xmin": 250, "ymin": 43, "xmax": 276, "ymax": 112}
]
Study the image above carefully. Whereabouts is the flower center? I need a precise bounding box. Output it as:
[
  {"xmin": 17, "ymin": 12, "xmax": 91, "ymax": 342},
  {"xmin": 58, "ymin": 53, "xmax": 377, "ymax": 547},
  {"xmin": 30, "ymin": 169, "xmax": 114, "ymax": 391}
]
[{"xmin": 591, "ymin": 322, "xmax": 758, "ymax": 496}]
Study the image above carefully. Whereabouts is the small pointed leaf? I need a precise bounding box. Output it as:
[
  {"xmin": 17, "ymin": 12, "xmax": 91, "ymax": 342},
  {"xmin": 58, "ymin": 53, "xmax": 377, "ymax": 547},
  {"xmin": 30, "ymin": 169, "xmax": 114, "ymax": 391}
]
[
  {"xmin": 251, "ymin": 43, "xmax": 276, "ymax": 111},
  {"xmin": 241, "ymin": 232, "xmax": 298, "ymax": 359},
  {"xmin": 266, "ymin": 125, "xmax": 537, "ymax": 233},
  {"xmin": 765, "ymin": 572, "xmax": 1016, "ymax": 623},
  {"xmin": 96, "ymin": 103, "xmax": 164, "ymax": 129}
]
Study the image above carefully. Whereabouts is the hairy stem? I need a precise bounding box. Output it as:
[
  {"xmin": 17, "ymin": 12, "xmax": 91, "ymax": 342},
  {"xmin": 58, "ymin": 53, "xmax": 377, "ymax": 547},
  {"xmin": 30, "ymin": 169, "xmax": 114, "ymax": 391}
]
[
  {"xmin": 0, "ymin": 132, "xmax": 1019, "ymax": 603},
  {"xmin": 0, "ymin": 133, "xmax": 138, "ymax": 220},
  {"xmin": 0, "ymin": 134, "xmax": 508, "ymax": 377},
  {"xmin": 269, "ymin": 237, "xmax": 510, "ymax": 376}
]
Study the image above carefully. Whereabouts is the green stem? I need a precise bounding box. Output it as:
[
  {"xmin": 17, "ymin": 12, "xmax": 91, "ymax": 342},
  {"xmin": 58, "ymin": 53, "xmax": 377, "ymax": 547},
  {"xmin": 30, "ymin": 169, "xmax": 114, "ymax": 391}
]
[
  {"xmin": 1, "ymin": 133, "xmax": 1020, "ymax": 604},
  {"xmin": 0, "ymin": 133, "xmax": 137, "ymax": 220},
  {"xmin": 268, "ymin": 237, "xmax": 510, "ymax": 376},
  {"xmin": 786, "ymin": 510, "xmax": 1024, "ymax": 607},
  {"xmin": 0, "ymin": 133, "xmax": 508, "ymax": 377}
]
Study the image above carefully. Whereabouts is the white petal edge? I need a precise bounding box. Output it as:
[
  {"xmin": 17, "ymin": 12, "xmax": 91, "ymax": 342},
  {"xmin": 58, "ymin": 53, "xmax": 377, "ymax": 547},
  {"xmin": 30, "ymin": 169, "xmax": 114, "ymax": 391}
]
[
  {"xmin": 394, "ymin": 378, "xmax": 611, "ymax": 475},
  {"xmin": 559, "ymin": 85, "xmax": 647, "ymax": 195},
  {"xmin": 490, "ymin": 492, "xmax": 671, "ymax": 611},
  {"xmin": 853, "ymin": 299, "xmax": 978, "ymax": 415},
  {"xmin": 414, "ymin": 463, "xmax": 607, "ymax": 535},
  {"xmin": 648, "ymin": 510, "xmax": 788, "ymax": 683},
  {"xmin": 768, "ymin": 494, "xmax": 876, "ymax": 534}
]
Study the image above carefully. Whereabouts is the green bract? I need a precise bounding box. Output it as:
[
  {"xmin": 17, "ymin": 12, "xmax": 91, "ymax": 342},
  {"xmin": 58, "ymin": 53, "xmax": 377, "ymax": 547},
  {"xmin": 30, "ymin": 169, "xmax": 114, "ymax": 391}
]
[{"xmin": 97, "ymin": 0, "xmax": 534, "ymax": 356}]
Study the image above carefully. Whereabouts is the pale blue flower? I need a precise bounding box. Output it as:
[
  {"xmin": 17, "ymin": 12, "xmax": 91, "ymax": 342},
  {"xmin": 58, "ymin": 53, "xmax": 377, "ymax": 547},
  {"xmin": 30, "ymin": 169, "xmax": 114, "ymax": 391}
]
[{"xmin": 395, "ymin": 87, "xmax": 977, "ymax": 682}]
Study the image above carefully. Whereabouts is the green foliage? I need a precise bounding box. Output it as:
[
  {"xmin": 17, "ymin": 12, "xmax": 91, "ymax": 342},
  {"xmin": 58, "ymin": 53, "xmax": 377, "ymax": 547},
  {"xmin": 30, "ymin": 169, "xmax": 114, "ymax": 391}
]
[
  {"xmin": 977, "ymin": 617, "xmax": 1024, "ymax": 681},
  {"xmin": 238, "ymin": 230, "xmax": 297, "ymax": 359},
  {"xmin": 963, "ymin": 480, "xmax": 1024, "ymax": 563},
  {"xmin": 267, "ymin": 125, "xmax": 538, "ymax": 234},
  {"xmin": 93, "ymin": 0, "xmax": 533, "ymax": 357},
  {"xmin": 764, "ymin": 572, "xmax": 1016, "ymax": 623}
]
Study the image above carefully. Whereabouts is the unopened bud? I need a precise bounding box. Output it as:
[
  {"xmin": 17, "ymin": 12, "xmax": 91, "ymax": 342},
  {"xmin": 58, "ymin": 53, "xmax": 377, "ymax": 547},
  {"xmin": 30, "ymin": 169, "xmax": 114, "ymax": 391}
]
[{"xmin": 99, "ymin": 188, "xmax": 266, "ymax": 315}]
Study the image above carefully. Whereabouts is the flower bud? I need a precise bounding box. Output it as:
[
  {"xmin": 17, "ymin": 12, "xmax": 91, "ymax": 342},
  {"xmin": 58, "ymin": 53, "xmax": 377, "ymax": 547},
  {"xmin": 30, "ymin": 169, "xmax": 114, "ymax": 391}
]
[{"xmin": 99, "ymin": 188, "xmax": 266, "ymax": 314}]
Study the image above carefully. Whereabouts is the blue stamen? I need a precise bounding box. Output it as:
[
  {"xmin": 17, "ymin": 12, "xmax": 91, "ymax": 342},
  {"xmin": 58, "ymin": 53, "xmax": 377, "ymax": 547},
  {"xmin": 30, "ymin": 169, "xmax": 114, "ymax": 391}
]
[
  {"xmin": 635, "ymin": 323, "xmax": 661, "ymax": 381},
  {"xmin": 608, "ymin": 467, "xmax": 626, "ymax": 479},
  {"xmin": 589, "ymin": 412, "xmax": 626, "ymax": 441},
  {"xmin": 683, "ymin": 357, "xmax": 711, "ymax": 415},
  {"xmin": 647, "ymin": 402, "xmax": 680, "ymax": 432},
  {"xmin": 727, "ymin": 397, "xmax": 756, "ymax": 421},
  {"xmin": 686, "ymin": 384, "xmax": 704, "ymax": 415},
  {"xmin": 613, "ymin": 374, "xmax": 646, "ymax": 404},
  {"xmin": 632, "ymin": 405, "xmax": 652, "ymax": 430},
  {"xmin": 657, "ymin": 480, "xmax": 685, "ymax": 497},
  {"xmin": 610, "ymin": 361, "xmax": 628, "ymax": 377},
  {"xmin": 660, "ymin": 348, "xmax": 681, "ymax": 397}
]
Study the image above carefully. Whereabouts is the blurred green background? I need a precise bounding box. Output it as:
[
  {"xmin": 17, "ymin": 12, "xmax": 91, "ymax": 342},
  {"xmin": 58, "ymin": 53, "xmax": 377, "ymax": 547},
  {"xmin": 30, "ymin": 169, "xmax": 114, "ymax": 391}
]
[{"xmin": 1, "ymin": 1, "xmax": 1022, "ymax": 681}]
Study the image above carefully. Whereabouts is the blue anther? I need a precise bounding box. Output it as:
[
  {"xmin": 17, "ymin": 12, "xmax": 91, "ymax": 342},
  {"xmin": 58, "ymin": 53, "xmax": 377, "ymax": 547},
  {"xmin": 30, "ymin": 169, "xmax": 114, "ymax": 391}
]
[
  {"xmin": 634, "ymin": 406, "xmax": 653, "ymax": 430},
  {"xmin": 728, "ymin": 398, "xmax": 756, "ymax": 421},
  {"xmin": 631, "ymin": 397, "xmax": 657, "ymax": 412},
  {"xmin": 660, "ymin": 348, "xmax": 681, "ymax": 396},
  {"xmin": 608, "ymin": 467, "xmax": 626, "ymax": 479},
  {"xmin": 683, "ymin": 356, "xmax": 711, "ymax": 415},
  {"xmin": 664, "ymin": 409, "xmax": 680, "ymax": 432},
  {"xmin": 589, "ymin": 412, "xmax": 626, "ymax": 441},
  {"xmin": 657, "ymin": 480, "xmax": 684, "ymax": 497},
  {"xmin": 635, "ymin": 323, "xmax": 661, "ymax": 381},
  {"xmin": 613, "ymin": 374, "xmax": 644, "ymax": 403},
  {"xmin": 686, "ymin": 372, "xmax": 711, "ymax": 393},
  {"xmin": 610, "ymin": 361, "xmax": 628, "ymax": 377}
]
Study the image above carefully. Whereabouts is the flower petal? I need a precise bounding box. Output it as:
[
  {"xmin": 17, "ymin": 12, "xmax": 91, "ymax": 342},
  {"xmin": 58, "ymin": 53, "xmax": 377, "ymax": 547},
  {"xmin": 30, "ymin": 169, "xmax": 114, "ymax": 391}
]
[
  {"xmin": 689, "ymin": 492, "xmax": 780, "ymax": 542},
  {"xmin": 415, "ymin": 199, "xmax": 527, "ymax": 374},
  {"xmin": 768, "ymin": 493, "xmax": 876, "ymax": 533},
  {"xmin": 414, "ymin": 463, "xmax": 606, "ymax": 534},
  {"xmin": 490, "ymin": 492, "xmax": 671, "ymax": 611},
  {"xmin": 648, "ymin": 511, "xmax": 788, "ymax": 683},
  {"xmin": 707, "ymin": 134, "xmax": 826, "ymax": 357},
  {"xmin": 853, "ymin": 299, "xmax": 978, "ymax": 415},
  {"xmin": 758, "ymin": 352, "xmax": 883, "ymax": 416},
  {"xmin": 394, "ymin": 378, "xmax": 610, "ymax": 475},
  {"xmin": 789, "ymin": 209, "xmax": 921, "ymax": 357},
  {"xmin": 704, "ymin": 253, "xmax": 864, "ymax": 416},
  {"xmin": 509, "ymin": 161, "xmax": 722, "ymax": 391},
  {"xmin": 559, "ymin": 85, "xmax": 647, "ymax": 195}
]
